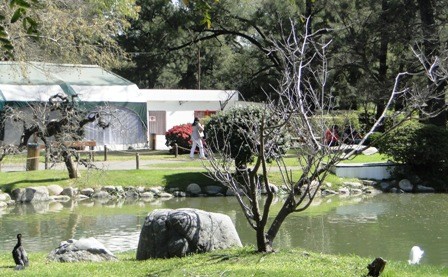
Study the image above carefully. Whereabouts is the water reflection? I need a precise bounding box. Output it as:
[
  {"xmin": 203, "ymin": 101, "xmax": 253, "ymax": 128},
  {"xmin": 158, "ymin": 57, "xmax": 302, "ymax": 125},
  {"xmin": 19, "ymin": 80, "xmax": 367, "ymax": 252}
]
[{"xmin": 1, "ymin": 194, "xmax": 448, "ymax": 266}]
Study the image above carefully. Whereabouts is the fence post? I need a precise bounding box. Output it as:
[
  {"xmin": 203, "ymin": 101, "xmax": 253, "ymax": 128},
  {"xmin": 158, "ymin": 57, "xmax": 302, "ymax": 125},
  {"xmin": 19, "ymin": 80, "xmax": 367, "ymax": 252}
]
[
  {"xmin": 174, "ymin": 143, "xmax": 178, "ymax": 158},
  {"xmin": 136, "ymin": 153, "xmax": 140, "ymax": 170},
  {"xmin": 104, "ymin": 145, "xmax": 108, "ymax": 161}
]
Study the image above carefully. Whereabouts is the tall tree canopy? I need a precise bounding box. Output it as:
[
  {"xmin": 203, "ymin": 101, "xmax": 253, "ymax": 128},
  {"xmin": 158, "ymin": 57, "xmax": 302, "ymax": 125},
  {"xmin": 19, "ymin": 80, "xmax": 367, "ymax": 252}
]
[
  {"xmin": 1, "ymin": 0, "xmax": 139, "ymax": 68},
  {"xmin": 117, "ymin": 0, "xmax": 448, "ymax": 123}
]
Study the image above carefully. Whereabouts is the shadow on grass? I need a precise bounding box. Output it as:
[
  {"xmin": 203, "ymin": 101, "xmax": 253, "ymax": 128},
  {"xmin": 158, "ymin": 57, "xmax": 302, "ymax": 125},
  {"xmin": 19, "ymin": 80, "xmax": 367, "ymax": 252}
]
[
  {"xmin": 0, "ymin": 178, "xmax": 69, "ymax": 193},
  {"xmin": 164, "ymin": 172, "xmax": 223, "ymax": 191}
]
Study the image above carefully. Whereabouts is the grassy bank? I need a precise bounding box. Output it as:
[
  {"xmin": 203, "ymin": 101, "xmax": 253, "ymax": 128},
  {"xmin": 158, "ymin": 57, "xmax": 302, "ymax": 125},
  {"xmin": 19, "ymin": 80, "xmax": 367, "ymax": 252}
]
[{"xmin": 0, "ymin": 247, "xmax": 445, "ymax": 277}]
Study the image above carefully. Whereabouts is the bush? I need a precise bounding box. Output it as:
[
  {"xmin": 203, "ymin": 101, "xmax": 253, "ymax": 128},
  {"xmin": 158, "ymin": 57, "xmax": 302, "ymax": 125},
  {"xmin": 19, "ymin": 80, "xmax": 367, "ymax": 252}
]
[
  {"xmin": 165, "ymin": 124, "xmax": 192, "ymax": 154},
  {"xmin": 205, "ymin": 105, "xmax": 291, "ymax": 168},
  {"xmin": 375, "ymin": 120, "xmax": 448, "ymax": 189}
]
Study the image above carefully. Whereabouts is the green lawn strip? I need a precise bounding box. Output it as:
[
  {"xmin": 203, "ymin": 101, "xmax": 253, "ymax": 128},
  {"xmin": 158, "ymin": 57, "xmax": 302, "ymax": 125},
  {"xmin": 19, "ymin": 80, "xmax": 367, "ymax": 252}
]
[
  {"xmin": 0, "ymin": 166, "xmax": 363, "ymax": 194},
  {"xmin": 0, "ymin": 248, "xmax": 445, "ymax": 277},
  {"xmin": 0, "ymin": 169, "xmax": 223, "ymax": 193},
  {"xmin": 339, "ymin": 153, "xmax": 390, "ymax": 163}
]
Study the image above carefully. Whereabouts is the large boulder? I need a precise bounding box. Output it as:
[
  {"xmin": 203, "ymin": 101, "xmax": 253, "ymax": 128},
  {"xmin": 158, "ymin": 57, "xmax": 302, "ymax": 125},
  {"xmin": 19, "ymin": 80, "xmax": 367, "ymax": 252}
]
[
  {"xmin": 47, "ymin": 237, "xmax": 117, "ymax": 262},
  {"xmin": 136, "ymin": 208, "xmax": 242, "ymax": 260},
  {"xmin": 399, "ymin": 179, "xmax": 413, "ymax": 192},
  {"xmin": 11, "ymin": 187, "xmax": 51, "ymax": 202},
  {"xmin": 47, "ymin": 185, "xmax": 64, "ymax": 196}
]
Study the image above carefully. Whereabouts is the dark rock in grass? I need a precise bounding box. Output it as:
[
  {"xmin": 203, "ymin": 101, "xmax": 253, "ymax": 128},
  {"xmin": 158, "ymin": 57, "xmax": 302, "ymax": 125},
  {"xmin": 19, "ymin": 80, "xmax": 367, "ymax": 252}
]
[
  {"xmin": 136, "ymin": 208, "xmax": 242, "ymax": 260},
  {"xmin": 47, "ymin": 237, "xmax": 117, "ymax": 262},
  {"xmin": 367, "ymin": 257, "xmax": 387, "ymax": 276}
]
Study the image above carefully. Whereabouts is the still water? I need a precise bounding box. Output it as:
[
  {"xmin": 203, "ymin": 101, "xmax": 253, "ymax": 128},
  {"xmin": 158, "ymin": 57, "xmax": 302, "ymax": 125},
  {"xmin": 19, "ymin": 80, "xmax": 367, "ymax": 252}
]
[{"xmin": 0, "ymin": 193, "xmax": 447, "ymax": 266}]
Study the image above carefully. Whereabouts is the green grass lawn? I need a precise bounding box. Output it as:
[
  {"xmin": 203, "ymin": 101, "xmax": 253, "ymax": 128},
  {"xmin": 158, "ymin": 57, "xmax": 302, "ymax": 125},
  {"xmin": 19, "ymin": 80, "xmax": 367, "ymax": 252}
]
[
  {"xmin": 0, "ymin": 247, "xmax": 445, "ymax": 277},
  {"xmin": 0, "ymin": 152, "xmax": 387, "ymax": 193}
]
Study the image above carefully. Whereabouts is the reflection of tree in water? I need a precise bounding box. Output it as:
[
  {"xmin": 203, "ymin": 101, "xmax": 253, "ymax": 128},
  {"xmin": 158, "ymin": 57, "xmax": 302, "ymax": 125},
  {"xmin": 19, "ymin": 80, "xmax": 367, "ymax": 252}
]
[{"xmin": 64, "ymin": 213, "xmax": 82, "ymax": 240}]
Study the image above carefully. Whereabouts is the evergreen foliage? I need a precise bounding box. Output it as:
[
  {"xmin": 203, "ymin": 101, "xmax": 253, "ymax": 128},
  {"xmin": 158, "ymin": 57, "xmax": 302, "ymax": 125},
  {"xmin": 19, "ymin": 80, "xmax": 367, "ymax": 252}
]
[
  {"xmin": 205, "ymin": 105, "xmax": 291, "ymax": 168},
  {"xmin": 376, "ymin": 121, "xmax": 448, "ymax": 189}
]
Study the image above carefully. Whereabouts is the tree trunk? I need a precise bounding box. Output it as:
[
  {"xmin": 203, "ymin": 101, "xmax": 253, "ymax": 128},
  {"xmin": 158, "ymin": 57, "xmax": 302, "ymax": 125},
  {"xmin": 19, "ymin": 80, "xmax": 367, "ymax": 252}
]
[
  {"xmin": 417, "ymin": 0, "xmax": 447, "ymax": 126},
  {"xmin": 265, "ymin": 196, "xmax": 295, "ymax": 247},
  {"xmin": 63, "ymin": 151, "xmax": 79, "ymax": 179},
  {"xmin": 255, "ymin": 224, "xmax": 272, "ymax": 252},
  {"xmin": 374, "ymin": 0, "xmax": 390, "ymax": 132}
]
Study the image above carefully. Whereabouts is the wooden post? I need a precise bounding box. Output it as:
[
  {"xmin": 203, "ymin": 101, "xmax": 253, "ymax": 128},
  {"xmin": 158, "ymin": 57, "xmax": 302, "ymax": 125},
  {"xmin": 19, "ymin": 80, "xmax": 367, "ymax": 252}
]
[
  {"xmin": 104, "ymin": 145, "xmax": 107, "ymax": 161},
  {"xmin": 174, "ymin": 143, "xmax": 178, "ymax": 158},
  {"xmin": 136, "ymin": 153, "xmax": 140, "ymax": 170}
]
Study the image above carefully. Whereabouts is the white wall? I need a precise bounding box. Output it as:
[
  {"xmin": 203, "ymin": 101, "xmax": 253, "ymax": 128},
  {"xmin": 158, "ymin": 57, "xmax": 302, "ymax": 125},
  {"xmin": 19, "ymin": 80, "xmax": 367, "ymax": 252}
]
[
  {"xmin": 332, "ymin": 162, "xmax": 396, "ymax": 180},
  {"xmin": 147, "ymin": 101, "xmax": 224, "ymax": 150}
]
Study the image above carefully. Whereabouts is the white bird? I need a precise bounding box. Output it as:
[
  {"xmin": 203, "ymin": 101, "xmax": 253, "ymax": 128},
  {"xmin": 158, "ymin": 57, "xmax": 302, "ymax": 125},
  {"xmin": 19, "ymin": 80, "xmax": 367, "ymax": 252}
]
[{"xmin": 408, "ymin": 246, "xmax": 424, "ymax": 265}]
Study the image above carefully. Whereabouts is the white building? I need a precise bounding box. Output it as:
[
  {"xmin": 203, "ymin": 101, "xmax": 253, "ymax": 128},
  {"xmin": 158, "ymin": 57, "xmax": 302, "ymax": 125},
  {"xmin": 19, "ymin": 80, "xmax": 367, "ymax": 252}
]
[
  {"xmin": 143, "ymin": 89, "xmax": 239, "ymax": 150},
  {"xmin": 0, "ymin": 62, "xmax": 241, "ymax": 150}
]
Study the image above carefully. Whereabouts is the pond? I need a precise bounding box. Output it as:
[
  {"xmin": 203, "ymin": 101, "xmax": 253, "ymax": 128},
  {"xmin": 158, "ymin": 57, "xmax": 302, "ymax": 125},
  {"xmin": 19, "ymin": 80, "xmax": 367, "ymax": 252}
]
[{"xmin": 1, "ymin": 193, "xmax": 447, "ymax": 266}]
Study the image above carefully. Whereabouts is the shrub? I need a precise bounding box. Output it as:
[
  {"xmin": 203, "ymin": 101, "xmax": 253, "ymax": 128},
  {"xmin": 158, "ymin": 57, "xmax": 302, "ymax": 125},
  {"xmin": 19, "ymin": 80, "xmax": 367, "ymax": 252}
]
[
  {"xmin": 205, "ymin": 105, "xmax": 291, "ymax": 168},
  {"xmin": 165, "ymin": 123, "xmax": 192, "ymax": 154},
  {"xmin": 375, "ymin": 120, "xmax": 448, "ymax": 189}
]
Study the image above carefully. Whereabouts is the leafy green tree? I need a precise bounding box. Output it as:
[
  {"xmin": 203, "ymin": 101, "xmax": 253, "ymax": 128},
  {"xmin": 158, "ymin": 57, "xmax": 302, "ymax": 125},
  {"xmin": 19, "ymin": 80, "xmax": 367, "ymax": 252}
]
[
  {"xmin": 2, "ymin": 0, "xmax": 139, "ymax": 68},
  {"xmin": 376, "ymin": 120, "xmax": 448, "ymax": 189},
  {"xmin": 0, "ymin": 0, "xmax": 39, "ymax": 59},
  {"xmin": 205, "ymin": 105, "xmax": 291, "ymax": 169}
]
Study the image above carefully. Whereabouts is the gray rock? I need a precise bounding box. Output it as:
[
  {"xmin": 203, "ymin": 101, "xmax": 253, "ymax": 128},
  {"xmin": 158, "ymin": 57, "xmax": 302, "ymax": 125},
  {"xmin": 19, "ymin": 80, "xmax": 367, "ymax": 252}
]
[
  {"xmin": 0, "ymin": 192, "xmax": 11, "ymax": 202},
  {"xmin": 12, "ymin": 187, "xmax": 51, "ymax": 202},
  {"xmin": 76, "ymin": 194, "xmax": 90, "ymax": 201},
  {"xmin": 125, "ymin": 189, "xmax": 139, "ymax": 198},
  {"xmin": 92, "ymin": 191, "xmax": 111, "ymax": 199},
  {"xmin": 321, "ymin": 189, "xmax": 338, "ymax": 196},
  {"xmin": 47, "ymin": 185, "xmax": 64, "ymax": 196},
  {"xmin": 6, "ymin": 200, "xmax": 15, "ymax": 205},
  {"xmin": 186, "ymin": 183, "xmax": 202, "ymax": 195},
  {"xmin": 0, "ymin": 202, "xmax": 7, "ymax": 209},
  {"xmin": 102, "ymin": 186, "xmax": 116, "ymax": 193},
  {"xmin": 158, "ymin": 192, "xmax": 173, "ymax": 199},
  {"xmin": 338, "ymin": 187, "xmax": 350, "ymax": 195},
  {"xmin": 343, "ymin": 182, "xmax": 363, "ymax": 188},
  {"xmin": 362, "ymin": 180, "xmax": 377, "ymax": 187},
  {"xmin": 398, "ymin": 179, "xmax": 413, "ymax": 192},
  {"xmin": 80, "ymin": 188, "xmax": 95, "ymax": 197},
  {"xmin": 416, "ymin": 185, "xmax": 435, "ymax": 193},
  {"xmin": 61, "ymin": 187, "xmax": 78, "ymax": 197},
  {"xmin": 140, "ymin": 192, "xmax": 154, "ymax": 198},
  {"xmin": 148, "ymin": 187, "xmax": 163, "ymax": 194},
  {"xmin": 350, "ymin": 188, "xmax": 363, "ymax": 195},
  {"xmin": 226, "ymin": 189, "xmax": 236, "ymax": 196},
  {"xmin": 50, "ymin": 195, "xmax": 71, "ymax": 202},
  {"xmin": 261, "ymin": 183, "xmax": 279, "ymax": 195},
  {"xmin": 362, "ymin": 147, "xmax": 378, "ymax": 155},
  {"xmin": 173, "ymin": 191, "xmax": 187, "ymax": 197},
  {"xmin": 136, "ymin": 208, "xmax": 242, "ymax": 260},
  {"xmin": 47, "ymin": 237, "xmax": 117, "ymax": 262},
  {"xmin": 378, "ymin": 182, "xmax": 392, "ymax": 191},
  {"xmin": 205, "ymin": 185, "xmax": 223, "ymax": 195}
]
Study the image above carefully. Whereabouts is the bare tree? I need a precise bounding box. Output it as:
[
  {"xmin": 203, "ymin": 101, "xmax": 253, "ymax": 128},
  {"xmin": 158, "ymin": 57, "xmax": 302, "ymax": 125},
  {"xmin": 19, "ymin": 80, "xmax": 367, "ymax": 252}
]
[
  {"xmin": 3, "ymin": 93, "xmax": 112, "ymax": 178},
  {"xmin": 204, "ymin": 18, "xmax": 447, "ymax": 252}
]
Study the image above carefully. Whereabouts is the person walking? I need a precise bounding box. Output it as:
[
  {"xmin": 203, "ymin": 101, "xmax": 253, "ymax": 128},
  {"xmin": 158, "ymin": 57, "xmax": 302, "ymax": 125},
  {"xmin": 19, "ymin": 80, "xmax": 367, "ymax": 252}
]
[{"xmin": 190, "ymin": 117, "xmax": 206, "ymax": 159}]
